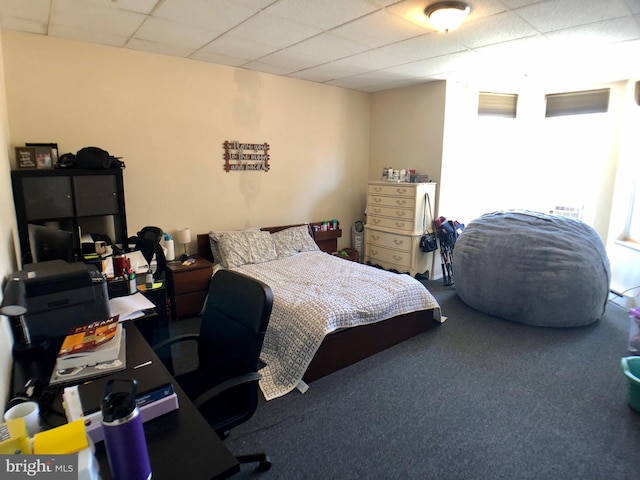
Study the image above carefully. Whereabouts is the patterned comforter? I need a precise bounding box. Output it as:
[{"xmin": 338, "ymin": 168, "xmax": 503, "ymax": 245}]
[{"xmin": 232, "ymin": 251, "xmax": 441, "ymax": 400}]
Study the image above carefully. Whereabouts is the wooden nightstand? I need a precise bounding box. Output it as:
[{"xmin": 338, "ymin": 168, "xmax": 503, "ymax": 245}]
[{"xmin": 166, "ymin": 258, "xmax": 214, "ymax": 319}]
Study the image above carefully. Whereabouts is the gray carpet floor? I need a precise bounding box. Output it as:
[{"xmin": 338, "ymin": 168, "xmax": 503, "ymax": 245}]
[{"xmin": 172, "ymin": 280, "xmax": 640, "ymax": 480}]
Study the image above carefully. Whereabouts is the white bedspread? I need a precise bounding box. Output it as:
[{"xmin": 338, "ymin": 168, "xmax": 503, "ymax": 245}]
[{"xmin": 232, "ymin": 251, "xmax": 441, "ymax": 400}]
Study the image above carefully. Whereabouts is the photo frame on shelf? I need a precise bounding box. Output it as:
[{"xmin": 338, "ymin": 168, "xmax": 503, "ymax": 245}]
[
  {"xmin": 26, "ymin": 142, "xmax": 58, "ymax": 167},
  {"xmin": 15, "ymin": 146, "xmax": 37, "ymax": 169}
]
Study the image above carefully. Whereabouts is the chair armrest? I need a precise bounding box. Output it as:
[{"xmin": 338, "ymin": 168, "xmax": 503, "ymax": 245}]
[
  {"xmin": 152, "ymin": 333, "xmax": 199, "ymax": 354},
  {"xmin": 192, "ymin": 372, "xmax": 262, "ymax": 409}
]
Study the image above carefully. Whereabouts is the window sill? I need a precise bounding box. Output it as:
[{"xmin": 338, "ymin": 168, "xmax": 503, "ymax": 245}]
[{"xmin": 615, "ymin": 239, "xmax": 640, "ymax": 252}]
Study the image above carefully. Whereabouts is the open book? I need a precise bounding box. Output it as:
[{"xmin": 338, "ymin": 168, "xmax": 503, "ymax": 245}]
[{"xmin": 56, "ymin": 315, "xmax": 122, "ymax": 369}]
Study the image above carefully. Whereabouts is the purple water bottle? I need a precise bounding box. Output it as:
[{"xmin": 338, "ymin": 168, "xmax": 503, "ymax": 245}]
[{"xmin": 101, "ymin": 379, "xmax": 152, "ymax": 480}]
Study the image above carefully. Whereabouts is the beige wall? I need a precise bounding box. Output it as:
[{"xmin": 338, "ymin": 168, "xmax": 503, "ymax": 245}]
[
  {"xmin": 1, "ymin": 30, "xmax": 370, "ymax": 252},
  {"xmin": 0, "ymin": 32, "xmax": 19, "ymax": 415},
  {"xmin": 369, "ymin": 81, "xmax": 446, "ymax": 185}
]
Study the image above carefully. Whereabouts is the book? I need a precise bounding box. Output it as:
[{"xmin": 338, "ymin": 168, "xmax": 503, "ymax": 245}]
[
  {"xmin": 49, "ymin": 329, "xmax": 127, "ymax": 386},
  {"xmin": 56, "ymin": 315, "xmax": 122, "ymax": 369}
]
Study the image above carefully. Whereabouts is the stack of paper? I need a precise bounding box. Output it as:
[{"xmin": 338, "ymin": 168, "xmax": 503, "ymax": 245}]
[
  {"xmin": 108, "ymin": 292, "xmax": 155, "ymax": 321},
  {"xmin": 56, "ymin": 316, "xmax": 122, "ymax": 369}
]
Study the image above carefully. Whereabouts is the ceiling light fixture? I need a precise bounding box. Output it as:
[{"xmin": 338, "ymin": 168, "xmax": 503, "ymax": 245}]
[{"xmin": 424, "ymin": 1, "xmax": 471, "ymax": 33}]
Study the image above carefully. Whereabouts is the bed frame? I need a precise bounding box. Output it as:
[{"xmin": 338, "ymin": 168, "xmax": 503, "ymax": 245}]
[{"xmin": 197, "ymin": 226, "xmax": 436, "ymax": 383}]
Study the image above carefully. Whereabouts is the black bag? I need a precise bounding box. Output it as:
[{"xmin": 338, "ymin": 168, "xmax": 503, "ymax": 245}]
[
  {"xmin": 419, "ymin": 192, "xmax": 438, "ymax": 252},
  {"xmin": 76, "ymin": 147, "xmax": 125, "ymax": 169},
  {"xmin": 420, "ymin": 232, "xmax": 438, "ymax": 252}
]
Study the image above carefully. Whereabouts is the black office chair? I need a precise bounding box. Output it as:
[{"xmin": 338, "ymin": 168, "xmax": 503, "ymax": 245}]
[{"xmin": 153, "ymin": 269, "xmax": 274, "ymax": 472}]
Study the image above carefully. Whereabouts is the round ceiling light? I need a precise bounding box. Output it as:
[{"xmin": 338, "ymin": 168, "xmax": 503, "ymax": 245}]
[{"xmin": 424, "ymin": 1, "xmax": 471, "ymax": 32}]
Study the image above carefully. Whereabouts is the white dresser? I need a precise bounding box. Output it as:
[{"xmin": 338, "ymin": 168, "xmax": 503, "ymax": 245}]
[{"xmin": 364, "ymin": 181, "xmax": 437, "ymax": 278}]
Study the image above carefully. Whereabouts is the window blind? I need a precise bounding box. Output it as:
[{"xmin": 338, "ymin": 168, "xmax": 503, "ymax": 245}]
[
  {"xmin": 478, "ymin": 92, "xmax": 518, "ymax": 117},
  {"xmin": 545, "ymin": 89, "xmax": 610, "ymax": 117}
]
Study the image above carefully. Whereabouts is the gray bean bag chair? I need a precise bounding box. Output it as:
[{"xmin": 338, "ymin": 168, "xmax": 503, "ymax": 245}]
[{"xmin": 453, "ymin": 210, "xmax": 610, "ymax": 327}]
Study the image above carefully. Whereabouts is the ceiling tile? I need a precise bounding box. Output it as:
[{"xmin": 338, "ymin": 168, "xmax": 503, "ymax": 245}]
[
  {"xmin": 189, "ymin": 50, "xmax": 248, "ymax": 67},
  {"xmin": 0, "ymin": 0, "xmax": 50, "ymax": 22},
  {"xmin": 126, "ymin": 37, "xmax": 198, "ymax": 57},
  {"xmin": 377, "ymin": 32, "xmax": 467, "ymax": 60},
  {"xmin": 287, "ymin": 33, "xmax": 372, "ymax": 63},
  {"xmin": 0, "ymin": 16, "xmax": 47, "ymax": 35},
  {"xmin": 257, "ymin": 49, "xmax": 331, "ymax": 71},
  {"xmin": 264, "ymin": 0, "xmax": 379, "ymax": 29},
  {"xmin": 543, "ymin": 16, "xmax": 640, "ymax": 44},
  {"xmin": 49, "ymin": 24, "xmax": 130, "ymax": 47},
  {"xmin": 52, "ymin": 0, "xmax": 146, "ymax": 37},
  {"xmin": 446, "ymin": 11, "xmax": 538, "ymax": 48},
  {"xmin": 330, "ymin": 9, "xmax": 427, "ymax": 48},
  {"xmin": 198, "ymin": 35, "xmax": 279, "ymax": 61},
  {"xmin": 80, "ymin": 0, "xmax": 159, "ymax": 15},
  {"xmin": 515, "ymin": 0, "xmax": 631, "ymax": 33},
  {"xmin": 134, "ymin": 17, "xmax": 219, "ymax": 49},
  {"xmin": 225, "ymin": 11, "xmax": 323, "ymax": 48},
  {"xmin": 152, "ymin": 0, "xmax": 257, "ymax": 32}
]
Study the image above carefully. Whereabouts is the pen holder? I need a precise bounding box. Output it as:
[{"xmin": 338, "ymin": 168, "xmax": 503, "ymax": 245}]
[{"xmin": 128, "ymin": 276, "xmax": 136, "ymax": 294}]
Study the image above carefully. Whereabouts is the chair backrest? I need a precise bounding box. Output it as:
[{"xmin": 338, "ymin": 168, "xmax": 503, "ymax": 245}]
[{"xmin": 199, "ymin": 269, "xmax": 273, "ymax": 375}]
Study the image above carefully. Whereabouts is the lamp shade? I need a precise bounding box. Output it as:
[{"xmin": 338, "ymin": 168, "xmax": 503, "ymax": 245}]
[
  {"xmin": 425, "ymin": 1, "xmax": 470, "ymax": 32},
  {"xmin": 0, "ymin": 277, "xmax": 27, "ymax": 317},
  {"xmin": 177, "ymin": 228, "xmax": 192, "ymax": 245}
]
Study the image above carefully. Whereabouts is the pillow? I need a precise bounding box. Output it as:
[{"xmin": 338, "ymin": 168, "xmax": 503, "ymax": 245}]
[
  {"xmin": 216, "ymin": 231, "xmax": 277, "ymax": 268},
  {"xmin": 271, "ymin": 225, "xmax": 319, "ymax": 258},
  {"xmin": 209, "ymin": 227, "xmax": 260, "ymax": 264}
]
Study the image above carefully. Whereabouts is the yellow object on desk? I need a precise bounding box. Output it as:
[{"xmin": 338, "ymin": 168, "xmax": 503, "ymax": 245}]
[
  {"xmin": 33, "ymin": 419, "xmax": 88, "ymax": 455},
  {"xmin": 137, "ymin": 282, "xmax": 163, "ymax": 292},
  {"xmin": 0, "ymin": 418, "xmax": 31, "ymax": 454}
]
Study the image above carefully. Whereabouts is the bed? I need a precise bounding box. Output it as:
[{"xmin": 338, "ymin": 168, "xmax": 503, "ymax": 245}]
[{"xmin": 197, "ymin": 224, "xmax": 441, "ymax": 400}]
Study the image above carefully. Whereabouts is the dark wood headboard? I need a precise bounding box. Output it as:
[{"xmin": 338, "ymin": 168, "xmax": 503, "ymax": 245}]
[{"xmin": 197, "ymin": 222, "xmax": 342, "ymax": 262}]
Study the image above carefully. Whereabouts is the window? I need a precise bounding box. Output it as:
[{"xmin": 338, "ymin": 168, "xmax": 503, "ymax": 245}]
[
  {"xmin": 627, "ymin": 180, "xmax": 640, "ymax": 243},
  {"xmin": 478, "ymin": 92, "xmax": 518, "ymax": 117},
  {"xmin": 545, "ymin": 89, "xmax": 610, "ymax": 117}
]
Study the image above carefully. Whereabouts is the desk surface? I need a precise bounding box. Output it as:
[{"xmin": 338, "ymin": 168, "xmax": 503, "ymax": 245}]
[{"xmin": 12, "ymin": 322, "xmax": 240, "ymax": 480}]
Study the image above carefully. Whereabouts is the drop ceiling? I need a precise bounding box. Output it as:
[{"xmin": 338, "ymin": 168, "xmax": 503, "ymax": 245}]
[{"xmin": 1, "ymin": 0, "xmax": 639, "ymax": 92}]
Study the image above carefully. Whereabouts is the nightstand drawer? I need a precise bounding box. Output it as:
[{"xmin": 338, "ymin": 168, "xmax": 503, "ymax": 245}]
[
  {"xmin": 173, "ymin": 266, "xmax": 213, "ymax": 295},
  {"xmin": 174, "ymin": 290, "xmax": 208, "ymax": 318}
]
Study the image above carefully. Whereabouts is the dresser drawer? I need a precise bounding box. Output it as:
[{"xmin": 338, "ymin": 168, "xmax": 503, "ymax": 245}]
[
  {"xmin": 366, "ymin": 229, "xmax": 412, "ymax": 252},
  {"xmin": 366, "ymin": 215, "xmax": 416, "ymax": 232},
  {"xmin": 365, "ymin": 243, "xmax": 412, "ymax": 268},
  {"xmin": 368, "ymin": 194, "xmax": 414, "ymax": 208},
  {"xmin": 368, "ymin": 184, "xmax": 417, "ymax": 197}
]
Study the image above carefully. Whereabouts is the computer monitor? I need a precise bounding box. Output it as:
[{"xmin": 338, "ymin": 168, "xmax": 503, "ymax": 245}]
[{"xmin": 28, "ymin": 224, "xmax": 75, "ymax": 263}]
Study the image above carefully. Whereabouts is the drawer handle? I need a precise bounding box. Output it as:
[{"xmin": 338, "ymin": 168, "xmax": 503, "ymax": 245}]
[
  {"xmin": 395, "ymin": 210, "xmax": 406, "ymax": 217},
  {"xmin": 373, "ymin": 208, "xmax": 382, "ymax": 214},
  {"xmin": 394, "ymin": 222, "xmax": 406, "ymax": 228},
  {"xmin": 395, "ymin": 188, "xmax": 407, "ymax": 194},
  {"xmin": 372, "ymin": 235, "xmax": 380, "ymax": 241},
  {"xmin": 393, "ymin": 255, "xmax": 403, "ymax": 261},
  {"xmin": 373, "ymin": 197, "xmax": 382, "ymax": 203},
  {"xmin": 371, "ymin": 249, "xmax": 379, "ymax": 255},
  {"xmin": 395, "ymin": 199, "xmax": 407, "ymax": 206},
  {"xmin": 393, "ymin": 239, "xmax": 404, "ymax": 246},
  {"xmin": 373, "ymin": 218, "xmax": 381, "ymax": 224},
  {"xmin": 374, "ymin": 187, "xmax": 382, "ymax": 192}
]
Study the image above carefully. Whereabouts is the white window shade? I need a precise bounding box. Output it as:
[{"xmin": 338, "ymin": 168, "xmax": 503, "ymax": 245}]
[
  {"xmin": 478, "ymin": 92, "xmax": 518, "ymax": 118},
  {"xmin": 545, "ymin": 89, "xmax": 610, "ymax": 117}
]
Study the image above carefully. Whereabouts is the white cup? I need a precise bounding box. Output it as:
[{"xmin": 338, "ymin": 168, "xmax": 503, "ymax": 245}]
[
  {"xmin": 4, "ymin": 401, "xmax": 42, "ymax": 437},
  {"xmin": 95, "ymin": 240, "xmax": 108, "ymax": 255}
]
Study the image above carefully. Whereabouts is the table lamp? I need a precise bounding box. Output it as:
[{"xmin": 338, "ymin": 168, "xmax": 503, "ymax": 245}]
[
  {"xmin": 177, "ymin": 228, "xmax": 192, "ymax": 261},
  {"xmin": 0, "ymin": 277, "xmax": 48, "ymax": 356}
]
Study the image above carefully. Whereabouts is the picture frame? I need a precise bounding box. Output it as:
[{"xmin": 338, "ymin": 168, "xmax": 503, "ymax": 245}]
[
  {"xmin": 26, "ymin": 142, "xmax": 58, "ymax": 167},
  {"xmin": 15, "ymin": 146, "xmax": 37, "ymax": 169}
]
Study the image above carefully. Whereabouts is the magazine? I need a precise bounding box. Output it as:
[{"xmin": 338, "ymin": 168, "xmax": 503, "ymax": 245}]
[
  {"xmin": 49, "ymin": 330, "xmax": 127, "ymax": 387},
  {"xmin": 56, "ymin": 315, "xmax": 121, "ymax": 369}
]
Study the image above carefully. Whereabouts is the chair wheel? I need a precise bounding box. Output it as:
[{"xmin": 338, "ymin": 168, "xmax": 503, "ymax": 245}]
[{"xmin": 258, "ymin": 456, "xmax": 272, "ymax": 472}]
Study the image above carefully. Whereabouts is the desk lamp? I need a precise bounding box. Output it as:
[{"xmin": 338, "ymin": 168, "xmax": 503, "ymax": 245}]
[
  {"xmin": 177, "ymin": 228, "xmax": 192, "ymax": 262},
  {"xmin": 0, "ymin": 277, "xmax": 48, "ymax": 357}
]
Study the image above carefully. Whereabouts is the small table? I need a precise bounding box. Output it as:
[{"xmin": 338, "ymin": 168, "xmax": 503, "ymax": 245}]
[{"xmin": 166, "ymin": 258, "xmax": 214, "ymax": 319}]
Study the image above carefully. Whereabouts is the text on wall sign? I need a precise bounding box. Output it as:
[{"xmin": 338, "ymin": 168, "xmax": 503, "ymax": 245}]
[{"xmin": 222, "ymin": 141, "xmax": 270, "ymax": 172}]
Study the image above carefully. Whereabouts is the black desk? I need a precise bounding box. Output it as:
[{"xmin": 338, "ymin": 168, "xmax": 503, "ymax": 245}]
[{"xmin": 11, "ymin": 322, "xmax": 240, "ymax": 479}]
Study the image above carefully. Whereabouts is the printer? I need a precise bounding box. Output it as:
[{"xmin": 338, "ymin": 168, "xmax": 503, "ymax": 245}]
[{"xmin": 17, "ymin": 260, "xmax": 110, "ymax": 340}]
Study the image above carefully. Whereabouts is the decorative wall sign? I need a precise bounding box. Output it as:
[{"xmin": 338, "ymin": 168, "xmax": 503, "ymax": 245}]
[{"xmin": 222, "ymin": 141, "xmax": 270, "ymax": 172}]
